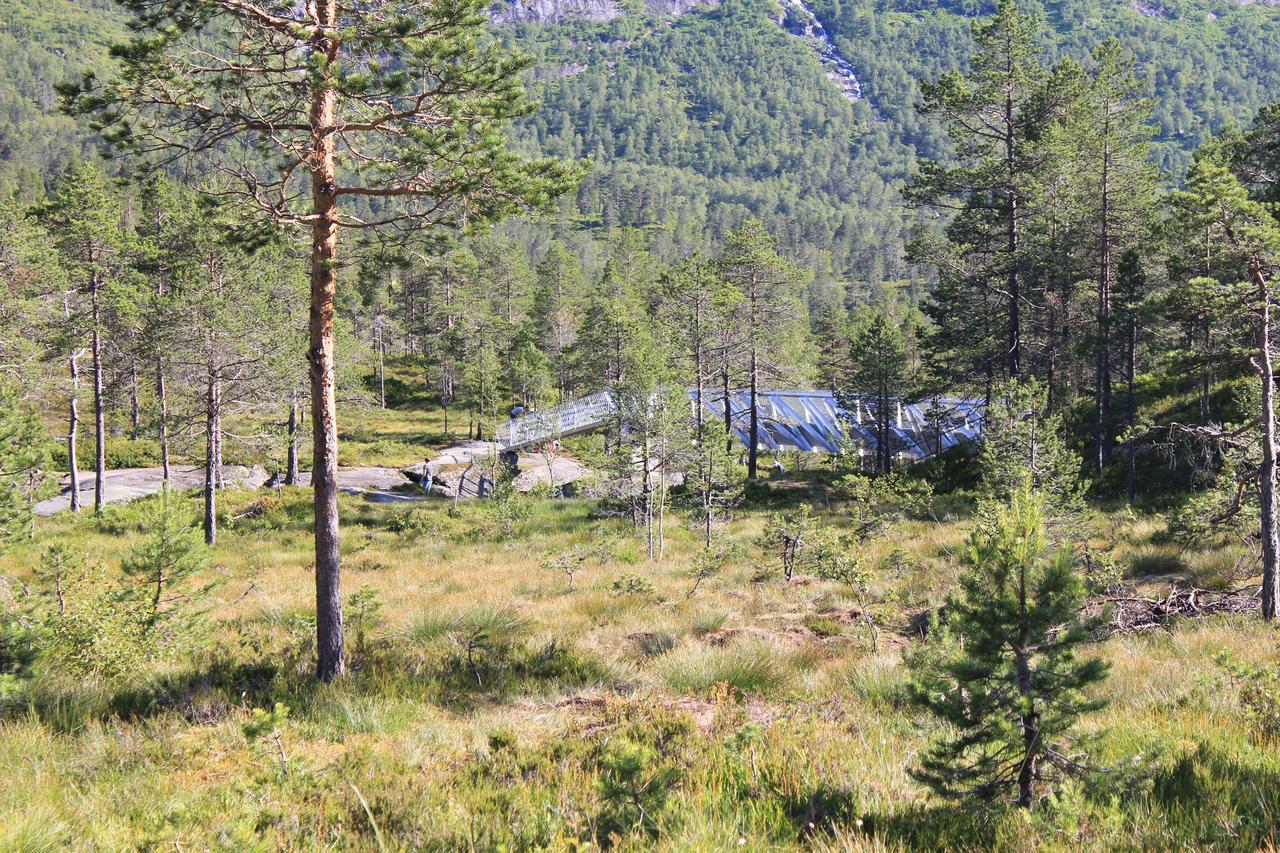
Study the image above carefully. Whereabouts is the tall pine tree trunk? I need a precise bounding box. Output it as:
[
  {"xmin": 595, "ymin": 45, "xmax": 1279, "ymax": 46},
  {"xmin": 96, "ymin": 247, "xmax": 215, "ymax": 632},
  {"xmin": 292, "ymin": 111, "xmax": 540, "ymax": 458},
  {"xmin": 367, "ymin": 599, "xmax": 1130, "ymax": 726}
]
[
  {"xmin": 1200, "ymin": 319, "xmax": 1212, "ymax": 425},
  {"xmin": 747, "ymin": 345, "xmax": 759, "ymax": 479},
  {"xmin": 1014, "ymin": 648, "xmax": 1039, "ymax": 808},
  {"xmin": 1094, "ymin": 147, "xmax": 1112, "ymax": 475},
  {"xmin": 129, "ymin": 358, "xmax": 140, "ymax": 438},
  {"xmin": 285, "ymin": 392, "xmax": 299, "ymax": 486},
  {"xmin": 213, "ymin": 398, "xmax": 224, "ymax": 491},
  {"xmin": 90, "ymin": 271, "xmax": 106, "ymax": 514},
  {"xmin": 309, "ymin": 10, "xmax": 346, "ymax": 681},
  {"xmin": 67, "ymin": 349, "xmax": 81, "ymax": 514},
  {"xmin": 64, "ymin": 293, "xmax": 82, "ymax": 513},
  {"xmin": 377, "ymin": 326, "xmax": 386, "ymax": 408},
  {"xmin": 1253, "ymin": 269, "xmax": 1280, "ymax": 620},
  {"xmin": 722, "ymin": 363, "xmax": 733, "ymax": 455},
  {"xmin": 1005, "ymin": 93, "xmax": 1021, "ymax": 380},
  {"xmin": 1126, "ymin": 314, "xmax": 1137, "ymax": 505},
  {"xmin": 692, "ymin": 301, "xmax": 704, "ymax": 432},
  {"xmin": 204, "ymin": 371, "xmax": 217, "ymax": 546},
  {"xmin": 157, "ymin": 361, "xmax": 171, "ymax": 485}
]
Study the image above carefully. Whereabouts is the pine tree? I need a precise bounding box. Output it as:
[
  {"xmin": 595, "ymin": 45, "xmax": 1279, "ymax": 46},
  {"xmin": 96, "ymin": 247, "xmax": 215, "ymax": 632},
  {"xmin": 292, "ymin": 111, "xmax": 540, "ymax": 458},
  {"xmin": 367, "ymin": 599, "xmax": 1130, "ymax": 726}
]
[
  {"xmin": 67, "ymin": 0, "xmax": 578, "ymax": 680},
  {"xmin": 1173, "ymin": 139, "xmax": 1280, "ymax": 620},
  {"xmin": 38, "ymin": 162, "xmax": 134, "ymax": 515},
  {"xmin": 846, "ymin": 306, "xmax": 910, "ymax": 474},
  {"xmin": 1113, "ymin": 249, "xmax": 1148, "ymax": 504},
  {"xmin": 660, "ymin": 255, "xmax": 729, "ymax": 429},
  {"xmin": 121, "ymin": 487, "xmax": 211, "ymax": 636},
  {"xmin": 683, "ymin": 420, "xmax": 744, "ymax": 548},
  {"xmin": 1053, "ymin": 40, "xmax": 1158, "ymax": 473},
  {"xmin": 718, "ymin": 219, "xmax": 810, "ymax": 478},
  {"xmin": 530, "ymin": 243, "xmax": 586, "ymax": 403},
  {"xmin": 911, "ymin": 0, "xmax": 1074, "ymax": 385},
  {"xmin": 611, "ymin": 326, "xmax": 684, "ymax": 559},
  {"xmin": 980, "ymin": 378, "xmax": 1087, "ymax": 521},
  {"xmin": 909, "ymin": 481, "xmax": 1108, "ymax": 808}
]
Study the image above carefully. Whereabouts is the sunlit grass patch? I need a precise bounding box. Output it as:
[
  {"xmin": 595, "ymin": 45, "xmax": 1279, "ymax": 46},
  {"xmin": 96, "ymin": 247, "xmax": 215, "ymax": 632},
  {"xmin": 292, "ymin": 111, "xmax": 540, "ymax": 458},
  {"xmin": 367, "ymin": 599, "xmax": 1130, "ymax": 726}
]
[{"xmin": 656, "ymin": 640, "xmax": 804, "ymax": 697}]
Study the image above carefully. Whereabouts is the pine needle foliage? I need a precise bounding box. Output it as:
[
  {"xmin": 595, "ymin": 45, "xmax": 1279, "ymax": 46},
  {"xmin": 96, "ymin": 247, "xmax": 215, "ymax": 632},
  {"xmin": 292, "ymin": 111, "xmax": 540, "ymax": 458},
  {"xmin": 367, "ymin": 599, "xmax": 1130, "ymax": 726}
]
[{"xmin": 908, "ymin": 481, "xmax": 1108, "ymax": 808}]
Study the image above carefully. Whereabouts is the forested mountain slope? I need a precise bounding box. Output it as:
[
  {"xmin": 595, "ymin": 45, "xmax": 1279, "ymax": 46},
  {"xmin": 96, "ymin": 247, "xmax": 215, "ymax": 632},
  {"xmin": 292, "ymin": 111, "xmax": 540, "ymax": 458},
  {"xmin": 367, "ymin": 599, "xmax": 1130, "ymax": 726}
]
[{"xmin": 3, "ymin": 0, "xmax": 1280, "ymax": 297}]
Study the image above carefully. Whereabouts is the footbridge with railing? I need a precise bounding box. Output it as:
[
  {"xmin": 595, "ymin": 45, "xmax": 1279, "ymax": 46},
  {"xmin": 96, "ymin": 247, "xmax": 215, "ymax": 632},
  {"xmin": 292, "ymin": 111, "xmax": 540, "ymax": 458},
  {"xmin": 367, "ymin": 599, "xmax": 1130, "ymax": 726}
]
[{"xmin": 496, "ymin": 388, "xmax": 984, "ymax": 461}]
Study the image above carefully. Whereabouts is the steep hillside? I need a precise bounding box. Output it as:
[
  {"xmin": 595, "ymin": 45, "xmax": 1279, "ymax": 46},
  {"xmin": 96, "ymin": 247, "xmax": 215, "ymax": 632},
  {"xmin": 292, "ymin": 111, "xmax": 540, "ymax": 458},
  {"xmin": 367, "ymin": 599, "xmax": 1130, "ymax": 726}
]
[
  {"xmin": 807, "ymin": 0, "xmax": 1280, "ymax": 176},
  {"xmin": 3, "ymin": 0, "xmax": 1279, "ymax": 296},
  {"xmin": 0, "ymin": 0, "xmax": 126, "ymax": 199},
  {"xmin": 501, "ymin": 0, "xmax": 927, "ymax": 306}
]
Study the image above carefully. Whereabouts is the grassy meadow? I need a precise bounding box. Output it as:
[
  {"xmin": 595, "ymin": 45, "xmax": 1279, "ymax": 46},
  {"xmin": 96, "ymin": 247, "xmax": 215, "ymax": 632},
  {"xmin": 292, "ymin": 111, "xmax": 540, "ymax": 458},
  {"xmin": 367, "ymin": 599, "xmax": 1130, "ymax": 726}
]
[{"xmin": 2, "ymin": 393, "xmax": 1279, "ymax": 851}]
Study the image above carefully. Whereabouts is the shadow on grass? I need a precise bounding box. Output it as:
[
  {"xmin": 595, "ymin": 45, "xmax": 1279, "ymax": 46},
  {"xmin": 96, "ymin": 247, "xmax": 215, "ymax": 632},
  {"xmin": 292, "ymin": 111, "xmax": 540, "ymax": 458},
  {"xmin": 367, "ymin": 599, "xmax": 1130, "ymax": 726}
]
[
  {"xmin": 858, "ymin": 802, "xmax": 1000, "ymax": 849},
  {"xmin": 7, "ymin": 627, "xmax": 614, "ymax": 734}
]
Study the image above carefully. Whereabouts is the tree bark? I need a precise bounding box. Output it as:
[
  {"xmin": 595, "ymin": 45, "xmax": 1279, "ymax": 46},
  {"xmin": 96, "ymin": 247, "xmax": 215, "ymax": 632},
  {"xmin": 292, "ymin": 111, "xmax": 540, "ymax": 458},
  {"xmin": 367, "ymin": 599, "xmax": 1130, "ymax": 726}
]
[
  {"xmin": 285, "ymin": 392, "xmax": 299, "ymax": 486},
  {"xmin": 67, "ymin": 349, "xmax": 81, "ymax": 514},
  {"xmin": 213, "ymin": 399, "xmax": 224, "ymax": 491},
  {"xmin": 377, "ymin": 325, "xmax": 386, "ymax": 409},
  {"xmin": 157, "ymin": 362, "xmax": 171, "ymax": 485},
  {"xmin": 1094, "ymin": 135, "xmax": 1112, "ymax": 475},
  {"xmin": 309, "ymin": 4, "xmax": 346, "ymax": 681},
  {"xmin": 1014, "ymin": 648, "xmax": 1039, "ymax": 808},
  {"xmin": 747, "ymin": 344, "xmax": 759, "ymax": 479},
  {"xmin": 722, "ymin": 363, "xmax": 733, "ymax": 455},
  {"xmin": 204, "ymin": 372, "xmax": 217, "ymax": 546},
  {"xmin": 1126, "ymin": 313, "xmax": 1137, "ymax": 505},
  {"xmin": 1005, "ymin": 90, "xmax": 1021, "ymax": 380},
  {"xmin": 90, "ymin": 271, "xmax": 106, "ymax": 514},
  {"xmin": 130, "ymin": 358, "xmax": 141, "ymax": 438},
  {"xmin": 1254, "ymin": 271, "xmax": 1280, "ymax": 620}
]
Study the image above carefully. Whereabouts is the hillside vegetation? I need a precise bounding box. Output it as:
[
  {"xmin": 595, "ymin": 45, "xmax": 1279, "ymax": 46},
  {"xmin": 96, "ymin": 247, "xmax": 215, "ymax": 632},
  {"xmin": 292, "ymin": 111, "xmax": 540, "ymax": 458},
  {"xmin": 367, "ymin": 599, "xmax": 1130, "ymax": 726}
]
[
  {"xmin": 1, "ymin": 395, "xmax": 1278, "ymax": 849},
  {"xmin": 5, "ymin": 0, "xmax": 1280, "ymax": 287}
]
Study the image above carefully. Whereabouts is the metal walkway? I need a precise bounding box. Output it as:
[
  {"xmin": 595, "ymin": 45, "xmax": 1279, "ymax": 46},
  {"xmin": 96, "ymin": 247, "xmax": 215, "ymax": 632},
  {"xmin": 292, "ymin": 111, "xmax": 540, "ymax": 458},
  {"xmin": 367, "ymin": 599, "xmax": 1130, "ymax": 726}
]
[{"xmin": 497, "ymin": 389, "xmax": 984, "ymax": 460}]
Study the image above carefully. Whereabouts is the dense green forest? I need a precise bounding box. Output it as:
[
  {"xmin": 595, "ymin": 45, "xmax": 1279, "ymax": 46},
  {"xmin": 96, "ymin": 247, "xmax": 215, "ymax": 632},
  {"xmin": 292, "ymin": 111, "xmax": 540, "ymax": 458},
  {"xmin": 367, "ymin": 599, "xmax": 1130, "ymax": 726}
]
[{"xmin": 5, "ymin": 0, "xmax": 1280, "ymax": 298}]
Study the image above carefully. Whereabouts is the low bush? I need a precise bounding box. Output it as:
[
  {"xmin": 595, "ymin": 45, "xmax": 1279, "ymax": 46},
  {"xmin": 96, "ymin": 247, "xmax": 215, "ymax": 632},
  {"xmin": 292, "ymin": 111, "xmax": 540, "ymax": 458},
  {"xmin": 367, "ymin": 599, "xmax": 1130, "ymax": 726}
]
[
  {"xmin": 610, "ymin": 573, "xmax": 655, "ymax": 597},
  {"xmin": 1215, "ymin": 652, "xmax": 1280, "ymax": 745}
]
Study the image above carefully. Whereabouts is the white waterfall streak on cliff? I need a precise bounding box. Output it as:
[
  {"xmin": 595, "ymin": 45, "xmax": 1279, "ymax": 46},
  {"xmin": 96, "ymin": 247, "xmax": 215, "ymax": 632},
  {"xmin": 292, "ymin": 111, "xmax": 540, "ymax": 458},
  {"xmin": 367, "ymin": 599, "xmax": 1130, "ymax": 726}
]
[{"xmin": 775, "ymin": 0, "xmax": 862, "ymax": 101}]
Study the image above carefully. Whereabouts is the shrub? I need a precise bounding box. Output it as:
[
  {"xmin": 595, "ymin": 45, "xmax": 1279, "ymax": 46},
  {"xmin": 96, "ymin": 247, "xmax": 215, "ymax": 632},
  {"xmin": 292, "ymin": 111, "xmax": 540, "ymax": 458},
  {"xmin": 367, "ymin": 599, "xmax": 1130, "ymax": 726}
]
[
  {"xmin": 347, "ymin": 585, "xmax": 384, "ymax": 654},
  {"xmin": 1081, "ymin": 549, "xmax": 1126, "ymax": 595},
  {"xmin": 386, "ymin": 507, "xmax": 446, "ymax": 537},
  {"xmin": 543, "ymin": 545, "xmax": 590, "ymax": 592},
  {"xmin": 27, "ymin": 491, "xmax": 213, "ymax": 683},
  {"xmin": 1215, "ymin": 652, "xmax": 1280, "ymax": 745},
  {"xmin": 596, "ymin": 738, "xmax": 676, "ymax": 842},
  {"xmin": 758, "ymin": 504, "xmax": 818, "ymax": 580},
  {"xmin": 483, "ymin": 472, "xmax": 531, "ymax": 539},
  {"xmin": 610, "ymin": 573, "xmax": 655, "ymax": 597},
  {"xmin": 444, "ymin": 606, "xmax": 531, "ymax": 688},
  {"xmin": 686, "ymin": 544, "xmax": 737, "ymax": 598}
]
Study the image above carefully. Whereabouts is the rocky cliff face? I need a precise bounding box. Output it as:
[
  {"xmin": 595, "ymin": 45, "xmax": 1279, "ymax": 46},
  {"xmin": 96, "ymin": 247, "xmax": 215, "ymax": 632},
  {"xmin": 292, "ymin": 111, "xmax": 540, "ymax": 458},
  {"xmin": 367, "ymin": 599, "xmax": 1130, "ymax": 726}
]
[{"xmin": 490, "ymin": 0, "xmax": 717, "ymax": 25}]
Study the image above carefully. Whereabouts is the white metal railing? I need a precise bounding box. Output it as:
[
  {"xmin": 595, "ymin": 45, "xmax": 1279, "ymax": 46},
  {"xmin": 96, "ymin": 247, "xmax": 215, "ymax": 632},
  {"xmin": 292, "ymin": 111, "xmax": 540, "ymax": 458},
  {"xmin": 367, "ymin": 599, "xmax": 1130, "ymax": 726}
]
[{"xmin": 496, "ymin": 390, "xmax": 617, "ymax": 450}]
